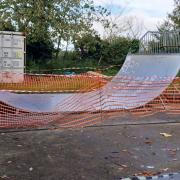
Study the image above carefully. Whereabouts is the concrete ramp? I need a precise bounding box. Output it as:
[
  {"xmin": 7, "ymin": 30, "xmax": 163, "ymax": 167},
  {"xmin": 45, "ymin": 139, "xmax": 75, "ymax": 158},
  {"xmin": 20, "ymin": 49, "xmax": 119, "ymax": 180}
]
[
  {"xmin": 0, "ymin": 54, "xmax": 179, "ymax": 113},
  {"xmin": 55, "ymin": 54, "xmax": 180, "ymax": 112}
]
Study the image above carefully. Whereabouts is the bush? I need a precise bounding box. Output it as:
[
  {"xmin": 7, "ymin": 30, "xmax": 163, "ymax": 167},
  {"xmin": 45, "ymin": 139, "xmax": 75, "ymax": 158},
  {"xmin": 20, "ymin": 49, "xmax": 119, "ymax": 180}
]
[
  {"xmin": 27, "ymin": 40, "xmax": 54, "ymax": 65},
  {"xmin": 26, "ymin": 34, "xmax": 140, "ymax": 75}
]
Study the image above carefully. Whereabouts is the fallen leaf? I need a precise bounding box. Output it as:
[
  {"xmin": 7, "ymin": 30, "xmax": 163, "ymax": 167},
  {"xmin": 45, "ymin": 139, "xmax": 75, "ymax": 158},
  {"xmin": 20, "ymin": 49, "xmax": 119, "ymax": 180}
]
[
  {"xmin": 122, "ymin": 149, "xmax": 128, "ymax": 152},
  {"xmin": 144, "ymin": 140, "xmax": 153, "ymax": 145},
  {"xmin": 1, "ymin": 175, "xmax": 8, "ymax": 179},
  {"xmin": 160, "ymin": 168, "xmax": 169, "ymax": 172},
  {"xmin": 29, "ymin": 167, "xmax": 33, "ymax": 171},
  {"xmin": 121, "ymin": 164, "xmax": 128, "ymax": 168},
  {"xmin": 132, "ymin": 136, "xmax": 137, "ymax": 139},
  {"xmin": 135, "ymin": 171, "xmax": 160, "ymax": 177},
  {"xmin": 135, "ymin": 172, "xmax": 153, "ymax": 176},
  {"xmin": 170, "ymin": 149, "xmax": 178, "ymax": 152},
  {"xmin": 146, "ymin": 166, "xmax": 155, "ymax": 169},
  {"xmin": 17, "ymin": 145, "xmax": 23, "ymax": 147},
  {"xmin": 118, "ymin": 167, "xmax": 124, "ymax": 171},
  {"xmin": 160, "ymin": 133, "xmax": 172, "ymax": 137},
  {"xmin": 169, "ymin": 151, "xmax": 177, "ymax": 156}
]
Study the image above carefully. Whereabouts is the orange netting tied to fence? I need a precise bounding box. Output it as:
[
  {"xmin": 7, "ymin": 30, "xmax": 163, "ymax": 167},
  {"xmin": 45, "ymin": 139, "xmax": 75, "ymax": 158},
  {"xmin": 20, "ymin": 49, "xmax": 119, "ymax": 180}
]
[{"xmin": 0, "ymin": 73, "xmax": 179, "ymax": 129}]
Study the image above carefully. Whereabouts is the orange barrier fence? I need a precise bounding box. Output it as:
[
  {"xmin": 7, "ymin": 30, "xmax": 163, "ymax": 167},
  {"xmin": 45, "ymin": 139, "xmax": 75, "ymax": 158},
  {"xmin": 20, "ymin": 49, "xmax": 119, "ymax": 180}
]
[
  {"xmin": 0, "ymin": 73, "xmax": 107, "ymax": 93},
  {"xmin": 0, "ymin": 74, "xmax": 179, "ymax": 129}
]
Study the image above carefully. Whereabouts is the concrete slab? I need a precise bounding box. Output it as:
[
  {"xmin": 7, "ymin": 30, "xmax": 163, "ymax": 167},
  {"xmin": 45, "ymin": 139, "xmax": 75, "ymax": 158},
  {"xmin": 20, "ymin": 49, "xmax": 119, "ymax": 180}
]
[{"xmin": 0, "ymin": 114, "xmax": 180, "ymax": 180}]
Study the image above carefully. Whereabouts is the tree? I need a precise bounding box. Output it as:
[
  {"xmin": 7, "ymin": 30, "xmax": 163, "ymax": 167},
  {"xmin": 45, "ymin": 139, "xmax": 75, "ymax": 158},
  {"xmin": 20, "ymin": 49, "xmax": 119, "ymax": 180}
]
[
  {"xmin": 74, "ymin": 33, "xmax": 139, "ymax": 65},
  {"xmin": 51, "ymin": 0, "xmax": 110, "ymax": 59},
  {"xmin": 157, "ymin": 0, "xmax": 180, "ymax": 53},
  {"xmin": 169, "ymin": 0, "xmax": 180, "ymax": 29},
  {"xmin": 160, "ymin": 0, "xmax": 180, "ymax": 31},
  {"xmin": 0, "ymin": 0, "xmax": 109, "ymax": 62},
  {"xmin": 96, "ymin": 0, "xmax": 144, "ymax": 41},
  {"xmin": 0, "ymin": 0, "xmax": 54, "ymax": 63},
  {"xmin": 0, "ymin": 20, "xmax": 16, "ymax": 31},
  {"xmin": 27, "ymin": 40, "xmax": 54, "ymax": 64},
  {"xmin": 74, "ymin": 33, "xmax": 103, "ymax": 60},
  {"xmin": 103, "ymin": 37, "xmax": 139, "ymax": 64},
  {"xmin": 158, "ymin": 21, "xmax": 174, "ymax": 32}
]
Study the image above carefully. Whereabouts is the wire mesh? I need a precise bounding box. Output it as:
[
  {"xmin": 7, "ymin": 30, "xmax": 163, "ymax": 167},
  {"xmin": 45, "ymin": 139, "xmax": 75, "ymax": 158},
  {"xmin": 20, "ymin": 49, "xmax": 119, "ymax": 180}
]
[
  {"xmin": 0, "ymin": 73, "xmax": 179, "ymax": 129},
  {"xmin": 0, "ymin": 31, "xmax": 180, "ymax": 129}
]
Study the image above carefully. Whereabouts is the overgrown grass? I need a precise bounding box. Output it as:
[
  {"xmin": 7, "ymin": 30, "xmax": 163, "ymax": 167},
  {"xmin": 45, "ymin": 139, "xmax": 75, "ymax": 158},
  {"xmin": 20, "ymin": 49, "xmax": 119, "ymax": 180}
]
[{"xmin": 102, "ymin": 66, "xmax": 122, "ymax": 76}]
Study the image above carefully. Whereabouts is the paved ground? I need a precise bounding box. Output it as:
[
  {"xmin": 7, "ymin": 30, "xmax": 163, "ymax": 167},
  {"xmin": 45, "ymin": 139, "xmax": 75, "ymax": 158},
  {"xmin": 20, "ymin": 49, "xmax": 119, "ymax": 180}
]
[{"xmin": 0, "ymin": 113, "xmax": 180, "ymax": 180}]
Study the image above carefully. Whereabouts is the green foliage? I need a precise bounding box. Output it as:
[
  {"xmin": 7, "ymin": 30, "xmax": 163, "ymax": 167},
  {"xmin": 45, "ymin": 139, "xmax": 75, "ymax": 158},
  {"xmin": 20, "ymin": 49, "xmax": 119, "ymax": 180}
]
[
  {"xmin": 102, "ymin": 66, "xmax": 121, "ymax": 76},
  {"xmin": 0, "ymin": 20, "xmax": 15, "ymax": 31},
  {"xmin": 0, "ymin": 0, "xmax": 140, "ymax": 76},
  {"xmin": 158, "ymin": 1, "xmax": 180, "ymax": 32},
  {"xmin": 105, "ymin": 37, "xmax": 130, "ymax": 63},
  {"xmin": 177, "ymin": 70, "xmax": 180, "ymax": 77},
  {"xmin": 74, "ymin": 34, "xmax": 139, "ymax": 65},
  {"xmin": 130, "ymin": 39, "xmax": 140, "ymax": 53},
  {"xmin": 29, "ymin": 35, "xmax": 138, "ymax": 75},
  {"xmin": 0, "ymin": 0, "xmax": 109, "ymax": 65},
  {"xmin": 159, "ymin": 0, "xmax": 180, "ymax": 31},
  {"xmin": 27, "ymin": 40, "xmax": 54, "ymax": 64},
  {"xmin": 168, "ymin": 0, "xmax": 180, "ymax": 29},
  {"xmin": 74, "ymin": 33, "xmax": 103, "ymax": 60}
]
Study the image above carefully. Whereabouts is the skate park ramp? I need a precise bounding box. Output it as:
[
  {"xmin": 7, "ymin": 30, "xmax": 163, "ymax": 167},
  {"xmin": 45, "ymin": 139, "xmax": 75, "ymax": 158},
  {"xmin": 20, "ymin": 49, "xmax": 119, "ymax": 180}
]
[
  {"xmin": 0, "ymin": 31, "xmax": 180, "ymax": 128},
  {"xmin": 0, "ymin": 53, "xmax": 179, "ymax": 113}
]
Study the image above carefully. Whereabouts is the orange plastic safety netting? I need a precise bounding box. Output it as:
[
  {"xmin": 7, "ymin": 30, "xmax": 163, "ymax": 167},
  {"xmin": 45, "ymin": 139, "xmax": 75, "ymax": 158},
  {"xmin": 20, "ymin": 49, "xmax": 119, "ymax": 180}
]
[
  {"xmin": 0, "ymin": 73, "xmax": 179, "ymax": 129},
  {"xmin": 0, "ymin": 73, "xmax": 107, "ymax": 93}
]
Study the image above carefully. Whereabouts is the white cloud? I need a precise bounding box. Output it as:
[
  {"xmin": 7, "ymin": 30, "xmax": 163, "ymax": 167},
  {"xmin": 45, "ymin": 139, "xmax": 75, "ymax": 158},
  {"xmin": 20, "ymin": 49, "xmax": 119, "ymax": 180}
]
[
  {"xmin": 93, "ymin": 0, "xmax": 175, "ymax": 37},
  {"xmin": 127, "ymin": 0, "xmax": 173, "ymax": 15},
  {"xmin": 94, "ymin": 0, "xmax": 174, "ymax": 15}
]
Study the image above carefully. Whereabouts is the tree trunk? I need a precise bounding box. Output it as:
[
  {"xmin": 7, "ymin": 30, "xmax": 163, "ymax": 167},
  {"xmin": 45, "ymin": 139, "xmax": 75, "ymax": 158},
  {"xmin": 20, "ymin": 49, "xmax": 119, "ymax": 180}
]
[
  {"xmin": 56, "ymin": 37, "xmax": 61, "ymax": 60},
  {"xmin": 98, "ymin": 55, "xmax": 102, "ymax": 66},
  {"xmin": 63, "ymin": 40, "xmax": 69, "ymax": 65}
]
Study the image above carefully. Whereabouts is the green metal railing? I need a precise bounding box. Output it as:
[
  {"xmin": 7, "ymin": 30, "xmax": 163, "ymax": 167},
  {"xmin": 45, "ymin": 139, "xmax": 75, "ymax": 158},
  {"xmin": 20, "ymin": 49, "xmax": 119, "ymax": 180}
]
[{"xmin": 138, "ymin": 31, "xmax": 180, "ymax": 54}]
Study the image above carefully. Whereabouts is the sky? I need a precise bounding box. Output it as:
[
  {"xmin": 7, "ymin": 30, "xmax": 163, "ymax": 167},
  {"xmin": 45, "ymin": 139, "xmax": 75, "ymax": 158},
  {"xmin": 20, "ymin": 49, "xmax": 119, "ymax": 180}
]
[{"xmin": 93, "ymin": 0, "xmax": 175, "ymax": 37}]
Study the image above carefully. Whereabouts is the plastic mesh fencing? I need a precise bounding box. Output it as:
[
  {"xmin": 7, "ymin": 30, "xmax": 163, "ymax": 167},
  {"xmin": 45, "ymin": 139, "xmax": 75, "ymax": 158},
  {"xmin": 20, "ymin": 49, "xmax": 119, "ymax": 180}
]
[
  {"xmin": 0, "ymin": 72, "xmax": 107, "ymax": 93},
  {"xmin": 0, "ymin": 73, "xmax": 179, "ymax": 129}
]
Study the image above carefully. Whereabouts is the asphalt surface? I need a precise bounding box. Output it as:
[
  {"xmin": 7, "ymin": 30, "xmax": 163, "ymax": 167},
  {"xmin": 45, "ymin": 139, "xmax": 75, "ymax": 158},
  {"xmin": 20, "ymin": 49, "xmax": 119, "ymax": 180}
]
[{"xmin": 0, "ymin": 113, "xmax": 180, "ymax": 180}]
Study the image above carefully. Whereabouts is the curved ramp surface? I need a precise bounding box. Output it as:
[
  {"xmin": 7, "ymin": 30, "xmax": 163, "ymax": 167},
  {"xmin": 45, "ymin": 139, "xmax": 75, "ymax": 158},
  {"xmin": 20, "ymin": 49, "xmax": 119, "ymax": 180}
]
[
  {"xmin": 0, "ymin": 54, "xmax": 179, "ymax": 113},
  {"xmin": 55, "ymin": 54, "xmax": 180, "ymax": 112}
]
